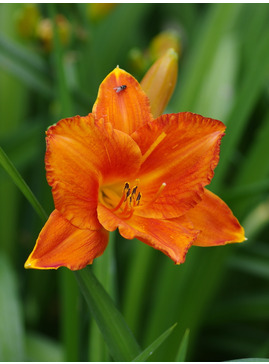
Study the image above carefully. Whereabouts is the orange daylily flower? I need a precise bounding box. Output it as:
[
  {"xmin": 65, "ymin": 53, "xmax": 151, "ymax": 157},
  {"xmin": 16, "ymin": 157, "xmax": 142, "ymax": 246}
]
[{"xmin": 25, "ymin": 67, "xmax": 245, "ymax": 270}]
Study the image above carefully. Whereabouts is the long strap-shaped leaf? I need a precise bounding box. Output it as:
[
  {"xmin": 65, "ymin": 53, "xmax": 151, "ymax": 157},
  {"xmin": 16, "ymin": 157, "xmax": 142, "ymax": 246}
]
[
  {"xmin": 75, "ymin": 266, "xmax": 141, "ymax": 362},
  {"xmin": 132, "ymin": 323, "xmax": 177, "ymax": 362},
  {"xmin": 175, "ymin": 328, "xmax": 190, "ymax": 361},
  {"xmin": 0, "ymin": 145, "xmax": 47, "ymax": 223}
]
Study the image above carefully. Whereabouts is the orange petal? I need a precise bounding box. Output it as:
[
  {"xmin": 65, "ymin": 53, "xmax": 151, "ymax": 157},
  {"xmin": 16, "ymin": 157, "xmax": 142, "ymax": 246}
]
[
  {"xmin": 46, "ymin": 115, "xmax": 142, "ymax": 230},
  {"xmin": 92, "ymin": 67, "xmax": 153, "ymax": 134},
  {"xmin": 24, "ymin": 210, "xmax": 109, "ymax": 270},
  {"xmin": 187, "ymin": 189, "xmax": 245, "ymax": 246},
  {"xmin": 132, "ymin": 112, "xmax": 226, "ymax": 219},
  {"xmin": 97, "ymin": 204, "xmax": 199, "ymax": 264}
]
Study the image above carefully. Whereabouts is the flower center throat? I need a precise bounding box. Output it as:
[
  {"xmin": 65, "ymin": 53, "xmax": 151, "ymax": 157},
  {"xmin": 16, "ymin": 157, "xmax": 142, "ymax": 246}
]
[
  {"xmin": 100, "ymin": 180, "xmax": 167, "ymax": 221},
  {"xmin": 100, "ymin": 181, "xmax": 142, "ymax": 220}
]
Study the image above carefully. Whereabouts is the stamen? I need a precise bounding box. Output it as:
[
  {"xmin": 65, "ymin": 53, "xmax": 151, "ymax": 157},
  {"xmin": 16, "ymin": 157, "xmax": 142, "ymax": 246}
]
[
  {"xmin": 132, "ymin": 186, "xmax": 138, "ymax": 195},
  {"xmin": 111, "ymin": 182, "xmax": 130, "ymax": 211},
  {"xmin": 125, "ymin": 188, "xmax": 131, "ymax": 201},
  {"xmin": 104, "ymin": 181, "xmax": 142, "ymax": 220},
  {"xmin": 136, "ymin": 192, "xmax": 142, "ymax": 205},
  {"xmin": 130, "ymin": 186, "xmax": 137, "ymax": 203}
]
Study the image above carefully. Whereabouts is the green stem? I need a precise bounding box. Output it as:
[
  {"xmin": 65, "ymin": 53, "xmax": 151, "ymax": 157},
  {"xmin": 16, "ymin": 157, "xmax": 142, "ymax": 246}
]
[
  {"xmin": 123, "ymin": 242, "xmax": 155, "ymax": 336},
  {"xmin": 75, "ymin": 265, "xmax": 141, "ymax": 362},
  {"xmin": 60, "ymin": 269, "xmax": 80, "ymax": 361},
  {"xmin": 48, "ymin": 4, "xmax": 79, "ymax": 361},
  {"xmin": 89, "ymin": 230, "xmax": 117, "ymax": 361}
]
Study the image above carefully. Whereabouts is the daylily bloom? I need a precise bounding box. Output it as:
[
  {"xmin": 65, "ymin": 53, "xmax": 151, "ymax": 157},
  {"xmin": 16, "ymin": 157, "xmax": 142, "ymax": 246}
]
[{"xmin": 25, "ymin": 67, "xmax": 245, "ymax": 270}]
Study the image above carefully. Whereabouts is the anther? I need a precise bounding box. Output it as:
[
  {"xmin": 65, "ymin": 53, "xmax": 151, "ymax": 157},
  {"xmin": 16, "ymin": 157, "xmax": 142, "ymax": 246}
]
[
  {"xmin": 132, "ymin": 186, "xmax": 138, "ymax": 195},
  {"xmin": 109, "ymin": 181, "xmax": 142, "ymax": 218},
  {"xmin": 125, "ymin": 188, "xmax": 131, "ymax": 201},
  {"xmin": 111, "ymin": 183, "xmax": 129, "ymax": 211},
  {"xmin": 136, "ymin": 192, "xmax": 142, "ymax": 205}
]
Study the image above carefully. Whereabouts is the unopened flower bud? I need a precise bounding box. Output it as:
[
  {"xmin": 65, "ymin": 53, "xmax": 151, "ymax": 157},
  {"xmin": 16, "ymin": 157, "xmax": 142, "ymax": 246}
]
[
  {"xmin": 149, "ymin": 30, "xmax": 181, "ymax": 61},
  {"xmin": 141, "ymin": 48, "xmax": 178, "ymax": 118}
]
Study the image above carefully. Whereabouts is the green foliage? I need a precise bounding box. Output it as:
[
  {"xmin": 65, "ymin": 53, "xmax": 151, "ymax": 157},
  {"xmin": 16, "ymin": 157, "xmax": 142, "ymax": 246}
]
[
  {"xmin": 175, "ymin": 328, "xmax": 190, "ymax": 362},
  {"xmin": 75, "ymin": 266, "xmax": 141, "ymax": 361},
  {"xmin": 0, "ymin": 255, "xmax": 25, "ymax": 361},
  {"xmin": 132, "ymin": 323, "xmax": 177, "ymax": 362},
  {"xmin": 1, "ymin": 3, "xmax": 269, "ymax": 362}
]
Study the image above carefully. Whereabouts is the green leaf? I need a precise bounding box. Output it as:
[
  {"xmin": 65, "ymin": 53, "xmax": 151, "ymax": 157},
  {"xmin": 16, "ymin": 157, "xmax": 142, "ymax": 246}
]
[
  {"xmin": 0, "ymin": 254, "xmax": 25, "ymax": 361},
  {"xmin": 0, "ymin": 31, "xmax": 52, "ymax": 98},
  {"xmin": 0, "ymin": 52, "xmax": 53, "ymax": 97},
  {"xmin": 60, "ymin": 269, "xmax": 80, "ymax": 361},
  {"xmin": 132, "ymin": 323, "xmax": 177, "ymax": 362},
  {"xmin": 75, "ymin": 266, "xmax": 141, "ymax": 361},
  {"xmin": 0, "ymin": 145, "xmax": 48, "ymax": 223},
  {"xmin": 0, "ymin": 121, "xmax": 43, "ymax": 169},
  {"xmin": 211, "ymin": 16, "xmax": 269, "ymax": 191},
  {"xmin": 0, "ymin": 33, "xmax": 47, "ymax": 74},
  {"xmin": 173, "ymin": 3, "xmax": 241, "ymax": 112},
  {"xmin": 227, "ymin": 359, "xmax": 269, "ymax": 362},
  {"xmin": 192, "ymin": 33, "xmax": 238, "ymax": 121},
  {"xmin": 122, "ymin": 241, "xmax": 155, "ymax": 337},
  {"xmin": 175, "ymin": 328, "xmax": 190, "ymax": 361},
  {"xmin": 208, "ymin": 294, "xmax": 269, "ymax": 324},
  {"xmin": 229, "ymin": 255, "xmax": 269, "ymax": 280},
  {"xmin": 89, "ymin": 231, "xmax": 117, "ymax": 361},
  {"xmin": 49, "ymin": 4, "xmax": 74, "ymax": 118},
  {"xmin": 25, "ymin": 332, "xmax": 63, "ymax": 361}
]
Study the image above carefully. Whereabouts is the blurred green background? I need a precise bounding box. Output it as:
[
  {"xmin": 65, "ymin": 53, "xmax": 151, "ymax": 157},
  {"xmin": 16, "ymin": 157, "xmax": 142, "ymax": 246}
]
[{"xmin": 1, "ymin": 3, "xmax": 269, "ymax": 361}]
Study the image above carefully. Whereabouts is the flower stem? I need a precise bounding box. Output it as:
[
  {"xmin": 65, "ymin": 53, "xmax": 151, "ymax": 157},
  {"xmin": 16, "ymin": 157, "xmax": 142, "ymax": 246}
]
[{"xmin": 75, "ymin": 264, "xmax": 141, "ymax": 361}]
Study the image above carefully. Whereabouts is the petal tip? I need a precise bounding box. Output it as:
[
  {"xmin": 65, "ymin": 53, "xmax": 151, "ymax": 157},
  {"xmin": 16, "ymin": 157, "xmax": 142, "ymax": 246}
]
[
  {"xmin": 24, "ymin": 255, "xmax": 59, "ymax": 270},
  {"xmin": 24, "ymin": 257, "xmax": 39, "ymax": 269},
  {"xmin": 24, "ymin": 260, "xmax": 32, "ymax": 269}
]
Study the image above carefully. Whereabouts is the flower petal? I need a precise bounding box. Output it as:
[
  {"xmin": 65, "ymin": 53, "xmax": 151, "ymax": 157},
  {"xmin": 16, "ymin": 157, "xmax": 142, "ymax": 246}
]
[
  {"xmin": 92, "ymin": 67, "xmax": 153, "ymax": 134},
  {"xmin": 97, "ymin": 204, "xmax": 199, "ymax": 264},
  {"xmin": 24, "ymin": 210, "xmax": 109, "ymax": 270},
  {"xmin": 131, "ymin": 112, "xmax": 226, "ymax": 219},
  {"xmin": 46, "ymin": 115, "xmax": 142, "ymax": 229},
  {"xmin": 187, "ymin": 189, "xmax": 246, "ymax": 246}
]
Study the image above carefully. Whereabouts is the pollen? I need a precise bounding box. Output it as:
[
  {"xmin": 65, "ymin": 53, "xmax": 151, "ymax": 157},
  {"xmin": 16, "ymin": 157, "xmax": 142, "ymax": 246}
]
[
  {"xmin": 114, "ymin": 182, "xmax": 142, "ymax": 219},
  {"xmin": 100, "ymin": 180, "xmax": 142, "ymax": 220},
  {"xmin": 100, "ymin": 180, "xmax": 167, "ymax": 220}
]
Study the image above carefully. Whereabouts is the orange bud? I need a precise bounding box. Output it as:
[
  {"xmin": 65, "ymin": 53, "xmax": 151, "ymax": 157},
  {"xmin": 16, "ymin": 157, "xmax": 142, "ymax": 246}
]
[{"xmin": 141, "ymin": 48, "xmax": 178, "ymax": 118}]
